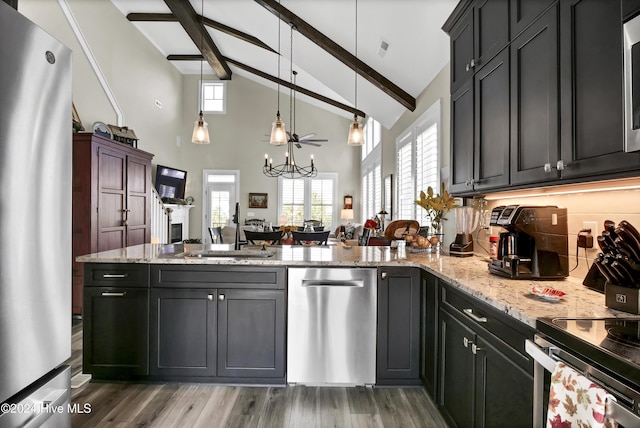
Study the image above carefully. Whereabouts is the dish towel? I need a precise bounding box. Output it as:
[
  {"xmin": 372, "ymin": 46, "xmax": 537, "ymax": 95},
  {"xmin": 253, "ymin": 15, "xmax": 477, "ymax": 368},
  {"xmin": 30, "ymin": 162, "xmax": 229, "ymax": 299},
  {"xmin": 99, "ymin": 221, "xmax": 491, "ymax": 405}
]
[{"xmin": 547, "ymin": 362, "xmax": 618, "ymax": 428}]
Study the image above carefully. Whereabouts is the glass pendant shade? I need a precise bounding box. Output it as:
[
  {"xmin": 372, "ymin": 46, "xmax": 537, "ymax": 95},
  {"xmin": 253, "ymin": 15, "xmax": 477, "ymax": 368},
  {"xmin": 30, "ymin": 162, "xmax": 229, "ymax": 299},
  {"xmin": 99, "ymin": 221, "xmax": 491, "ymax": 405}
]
[
  {"xmin": 347, "ymin": 114, "xmax": 364, "ymax": 146},
  {"xmin": 191, "ymin": 111, "xmax": 210, "ymax": 144},
  {"xmin": 269, "ymin": 111, "xmax": 287, "ymax": 145}
]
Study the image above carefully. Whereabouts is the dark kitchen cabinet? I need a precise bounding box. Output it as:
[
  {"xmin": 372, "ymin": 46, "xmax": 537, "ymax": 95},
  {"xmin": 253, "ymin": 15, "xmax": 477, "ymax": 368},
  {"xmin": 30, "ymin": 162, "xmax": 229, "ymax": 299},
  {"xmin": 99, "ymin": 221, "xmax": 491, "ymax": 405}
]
[
  {"xmin": 377, "ymin": 267, "xmax": 421, "ymax": 384},
  {"xmin": 448, "ymin": 0, "xmax": 510, "ymax": 93},
  {"xmin": 473, "ymin": 48, "xmax": 510, "ymax": 192},
  {"xmin": 217, "ymin": 289, "xmax": 285, "ymax": 379},
  {"xmin": 150, "ymin": 288, "xmax": 217, "ymax": 378},
  {"xmin": 149, "ymin": 265, "xmax": 286, "ymax": 383},
  {"xmin": 623, "ymin": 0, "xmax": 640, "ymax": 21},
  {"xmin": 450, "ymin": 80, "xmax": 475, "ymax": 194},
  {"xmin": 450, "ymin": 48, "xmax": 510, "ymax": 195},
  {"xmin": 82, "ymin": 264, "xmax": 149, "ymax": 379},
  {"xmin": 438, "ymin": 282, "xmax": 534, "ymax": 428},
  {"xmin": 420, "ymin": 271, "xmax": 440, "ymax": 398},
  {"xmin": 559, "ymin": 0, "xmax": 640, "ymax": 180},
  {"xmin": 510, "ymin": 0, "xmax": 556, "ymax": 37},
  {"xmin": 72, "ymin": 133, "xmax": 153, "ymax": 315},
  {"xmin": 510, "ymin": 5, "xmax": 560, "ymax": 185}
]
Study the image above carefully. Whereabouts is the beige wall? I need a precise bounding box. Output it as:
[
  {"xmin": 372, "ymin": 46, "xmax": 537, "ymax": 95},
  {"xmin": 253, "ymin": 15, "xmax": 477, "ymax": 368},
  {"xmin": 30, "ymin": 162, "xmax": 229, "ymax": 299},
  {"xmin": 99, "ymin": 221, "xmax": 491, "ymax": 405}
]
[{"xmin": 177, "ymin": 74, "xmax": 358, "ymax": 239}]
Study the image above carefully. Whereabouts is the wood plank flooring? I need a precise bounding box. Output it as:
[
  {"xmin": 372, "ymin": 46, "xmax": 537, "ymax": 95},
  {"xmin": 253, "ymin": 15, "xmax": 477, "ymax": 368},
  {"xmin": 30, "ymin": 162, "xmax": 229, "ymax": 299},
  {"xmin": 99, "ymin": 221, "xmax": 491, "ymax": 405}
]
[{"xmin": 68, "ymin": 321, "xmax": 449, "ymax": 427}]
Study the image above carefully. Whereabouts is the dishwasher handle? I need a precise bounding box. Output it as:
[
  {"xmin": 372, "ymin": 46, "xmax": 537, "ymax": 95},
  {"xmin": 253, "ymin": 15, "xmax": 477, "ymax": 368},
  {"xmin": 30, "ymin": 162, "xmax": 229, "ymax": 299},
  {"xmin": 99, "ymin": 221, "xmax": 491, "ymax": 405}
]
[{"xmin": 301, "ymin": 279, "xmax": 364, "ymax": 287}]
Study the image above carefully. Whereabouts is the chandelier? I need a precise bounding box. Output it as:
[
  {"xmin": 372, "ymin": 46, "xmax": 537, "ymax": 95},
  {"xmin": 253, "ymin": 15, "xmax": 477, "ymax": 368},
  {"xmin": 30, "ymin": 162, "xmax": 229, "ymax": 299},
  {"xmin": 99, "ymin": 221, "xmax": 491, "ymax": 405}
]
[{"xmin": 263, "ymin": 25, "xmax": 317, "ymax": 179}]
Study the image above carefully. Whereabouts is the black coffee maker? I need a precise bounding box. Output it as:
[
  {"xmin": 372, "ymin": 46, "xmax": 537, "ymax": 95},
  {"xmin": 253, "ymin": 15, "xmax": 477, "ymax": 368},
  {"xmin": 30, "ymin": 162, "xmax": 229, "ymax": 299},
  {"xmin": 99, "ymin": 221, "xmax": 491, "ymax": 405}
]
[{"xmin": 488, "ymin": 205, "xmax": 568, "ymax": 279}]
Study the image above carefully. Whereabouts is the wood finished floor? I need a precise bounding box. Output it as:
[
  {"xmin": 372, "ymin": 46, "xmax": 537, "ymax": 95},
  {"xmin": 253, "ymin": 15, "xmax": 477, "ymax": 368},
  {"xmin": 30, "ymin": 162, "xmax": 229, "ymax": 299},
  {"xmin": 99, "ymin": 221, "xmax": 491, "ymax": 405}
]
[{"xmin": 68, "ymin": 320, "xmax": 449, "ymax": 428}]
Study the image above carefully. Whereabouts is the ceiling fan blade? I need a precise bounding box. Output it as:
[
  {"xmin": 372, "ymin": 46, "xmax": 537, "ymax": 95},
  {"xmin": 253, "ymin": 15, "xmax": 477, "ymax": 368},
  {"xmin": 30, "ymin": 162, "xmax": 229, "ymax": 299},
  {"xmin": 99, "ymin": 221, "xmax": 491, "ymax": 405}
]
[
  {"xmin": 297, "ymin": 141, "xmax": 322, "ymax": 147},
  {"xmin": 297, "ymin": 132, "xmax": 316, "ymax": 140},
  {"xmin": 300, "ymin": 138, "xmax": 328, "ymax": 142}
]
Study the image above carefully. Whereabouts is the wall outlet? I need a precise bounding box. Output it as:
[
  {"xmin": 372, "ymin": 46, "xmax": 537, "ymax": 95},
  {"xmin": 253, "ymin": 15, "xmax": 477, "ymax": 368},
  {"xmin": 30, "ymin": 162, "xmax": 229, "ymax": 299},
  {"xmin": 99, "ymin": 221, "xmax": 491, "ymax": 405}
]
[
  {"xmin": 583, "ymin": 221, "xmax": 598, "ymax": 235},
  {"xmin": 246, "ymin": 212, "xmax": 255, "ymax": 217}
]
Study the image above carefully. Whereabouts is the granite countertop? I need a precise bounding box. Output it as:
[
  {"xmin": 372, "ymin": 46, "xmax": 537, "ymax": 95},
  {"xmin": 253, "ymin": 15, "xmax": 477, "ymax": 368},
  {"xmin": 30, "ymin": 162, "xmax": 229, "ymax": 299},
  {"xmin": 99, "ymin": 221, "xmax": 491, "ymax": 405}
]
[{"xmin": 76, "ymin": 243, "xmax": 629, "ymax": 328}]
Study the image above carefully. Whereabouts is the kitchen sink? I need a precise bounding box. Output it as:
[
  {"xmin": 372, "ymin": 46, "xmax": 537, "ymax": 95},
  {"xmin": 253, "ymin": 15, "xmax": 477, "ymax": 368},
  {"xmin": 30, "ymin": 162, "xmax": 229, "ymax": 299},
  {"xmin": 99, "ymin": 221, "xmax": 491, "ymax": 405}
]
[{"xmin": 158, "ymin": 248, "xmax": 275, "ymax": 259}]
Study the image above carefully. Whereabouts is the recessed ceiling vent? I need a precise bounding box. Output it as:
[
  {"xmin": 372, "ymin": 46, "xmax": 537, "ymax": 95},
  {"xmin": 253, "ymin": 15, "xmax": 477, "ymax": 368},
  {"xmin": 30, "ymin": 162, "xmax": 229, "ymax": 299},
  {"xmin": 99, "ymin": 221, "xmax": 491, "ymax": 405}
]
[{"xmin": 377, "ymin": 39, "xmax": 389, "ymax": 58}]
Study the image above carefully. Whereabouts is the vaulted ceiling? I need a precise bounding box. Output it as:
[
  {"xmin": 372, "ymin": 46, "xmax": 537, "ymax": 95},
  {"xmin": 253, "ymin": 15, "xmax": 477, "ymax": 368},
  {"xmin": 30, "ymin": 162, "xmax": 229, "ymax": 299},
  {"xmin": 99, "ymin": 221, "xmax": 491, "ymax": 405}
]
[{"xmin": 110, "ymin": 0, "xmax": 457, "ymax": 129}]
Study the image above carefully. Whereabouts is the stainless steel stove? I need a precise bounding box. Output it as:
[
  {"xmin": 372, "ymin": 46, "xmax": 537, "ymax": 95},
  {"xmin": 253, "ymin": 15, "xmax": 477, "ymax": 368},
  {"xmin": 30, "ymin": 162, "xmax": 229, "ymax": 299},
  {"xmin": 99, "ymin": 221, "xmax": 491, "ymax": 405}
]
[
  {"xmin": 525, "ymin": 318, "xmax": 640, "ymax": 426},
  {"xmin": 537, "ymin": 317, "xmax": 640, "ymax": 392}
]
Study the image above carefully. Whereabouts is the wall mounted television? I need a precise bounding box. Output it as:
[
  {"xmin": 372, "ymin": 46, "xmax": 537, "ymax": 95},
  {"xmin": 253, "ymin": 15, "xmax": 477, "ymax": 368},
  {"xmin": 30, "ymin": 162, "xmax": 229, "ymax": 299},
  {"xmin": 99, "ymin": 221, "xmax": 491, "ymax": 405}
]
[{"xmin": 155, "ymin": 165, "xmax": 187, "ymax": 200}]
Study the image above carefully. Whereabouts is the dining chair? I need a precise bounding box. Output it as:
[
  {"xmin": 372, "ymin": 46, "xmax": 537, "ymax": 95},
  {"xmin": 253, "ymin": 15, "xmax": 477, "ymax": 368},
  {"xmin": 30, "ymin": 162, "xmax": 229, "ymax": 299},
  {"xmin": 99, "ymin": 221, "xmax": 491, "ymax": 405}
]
[
  {"xmin": 244, "ymin": 230, "xmax": 283, "ymax": 245},
  {"xmin": 292, "ymin": 230, "xmax": 330, "ymax": 246},
  {"xmin": 208, "ymin": 227, "xmax": 223, "ymax": 244}
]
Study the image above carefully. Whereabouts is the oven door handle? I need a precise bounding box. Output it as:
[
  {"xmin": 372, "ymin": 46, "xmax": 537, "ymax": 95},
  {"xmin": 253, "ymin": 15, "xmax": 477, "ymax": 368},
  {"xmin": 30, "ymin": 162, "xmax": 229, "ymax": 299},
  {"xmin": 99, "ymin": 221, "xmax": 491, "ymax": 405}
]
[{"xmin": 525, "ymin": 339, "xmax": 557, "ymax": 372}]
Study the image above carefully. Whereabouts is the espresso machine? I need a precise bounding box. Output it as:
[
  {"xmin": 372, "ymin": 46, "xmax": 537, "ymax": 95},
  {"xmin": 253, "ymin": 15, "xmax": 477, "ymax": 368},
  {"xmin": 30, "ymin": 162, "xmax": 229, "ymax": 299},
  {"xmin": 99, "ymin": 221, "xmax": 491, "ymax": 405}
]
[{"xmin": 488, "ymin": 205, "xmax": 568, "ymax": 279}]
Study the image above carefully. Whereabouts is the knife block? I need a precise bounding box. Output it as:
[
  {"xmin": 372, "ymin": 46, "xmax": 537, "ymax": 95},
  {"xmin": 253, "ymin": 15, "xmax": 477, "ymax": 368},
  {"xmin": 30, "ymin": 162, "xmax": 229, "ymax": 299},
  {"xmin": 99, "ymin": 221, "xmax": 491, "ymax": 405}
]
[{"xmin": 605, "ymin": 282, "xmax": 640, "ymax": 314}]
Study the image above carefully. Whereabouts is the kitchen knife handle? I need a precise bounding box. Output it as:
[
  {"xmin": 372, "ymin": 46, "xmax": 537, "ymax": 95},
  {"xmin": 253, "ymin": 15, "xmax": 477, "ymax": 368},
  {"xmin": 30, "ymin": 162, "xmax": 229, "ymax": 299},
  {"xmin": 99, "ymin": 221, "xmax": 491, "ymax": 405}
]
[
  {"xmin": 620, "ymin": 221, "xmax": 640, "ymax": 244},
  {"xmin": 594, "ymin": 259, "xmax": 615, "ymax": 283}
]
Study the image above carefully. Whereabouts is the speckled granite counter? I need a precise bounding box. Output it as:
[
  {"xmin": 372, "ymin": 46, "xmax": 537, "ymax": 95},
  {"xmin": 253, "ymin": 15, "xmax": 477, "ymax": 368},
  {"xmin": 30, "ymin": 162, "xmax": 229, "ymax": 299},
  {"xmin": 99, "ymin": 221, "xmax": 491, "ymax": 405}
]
[{"xmin": 77, "ymin": 243, "xmax": 628, "ymax": 328}]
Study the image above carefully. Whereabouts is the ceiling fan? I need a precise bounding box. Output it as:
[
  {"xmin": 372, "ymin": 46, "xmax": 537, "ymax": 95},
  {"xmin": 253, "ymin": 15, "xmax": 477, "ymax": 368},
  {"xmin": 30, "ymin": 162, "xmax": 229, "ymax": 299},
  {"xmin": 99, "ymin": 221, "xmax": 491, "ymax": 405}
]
[
  {"xmin": 288, "ymin": 131, "xmax": 326, "ymax": 148},
  {"xmin": 286, "ymin": 69, "xmax": 328, "ymax": 148}
]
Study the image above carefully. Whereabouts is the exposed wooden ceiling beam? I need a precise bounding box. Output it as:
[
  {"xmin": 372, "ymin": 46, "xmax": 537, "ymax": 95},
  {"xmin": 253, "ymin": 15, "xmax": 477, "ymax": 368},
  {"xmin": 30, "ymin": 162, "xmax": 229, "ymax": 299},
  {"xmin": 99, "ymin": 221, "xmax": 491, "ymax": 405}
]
[
  {"xmin": 162, "ymin": 0, "xmax": 232, "ymax": 80},
  {"xmin": 167, "ymin": 54, "xmax": 366, "ymax": 118},
  {"xmin": 254, "ymin": 0, "xmax": 416, "ymax": 111},
  {"xmin": 127, "ymin": 13, "xmax": 276, "ymax": 54}
]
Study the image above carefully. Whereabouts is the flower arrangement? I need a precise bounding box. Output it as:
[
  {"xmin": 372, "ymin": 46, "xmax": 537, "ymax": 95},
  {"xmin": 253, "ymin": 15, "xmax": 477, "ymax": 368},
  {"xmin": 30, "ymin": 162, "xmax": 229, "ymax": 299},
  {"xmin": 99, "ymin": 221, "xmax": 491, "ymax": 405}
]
[
  {"xmin": 414, "ymin": 182, "xmax": 457, "ymax": 232},
  {"xmin": 278, "ymin": 225, "xmax": 298, "ymax": 234}
]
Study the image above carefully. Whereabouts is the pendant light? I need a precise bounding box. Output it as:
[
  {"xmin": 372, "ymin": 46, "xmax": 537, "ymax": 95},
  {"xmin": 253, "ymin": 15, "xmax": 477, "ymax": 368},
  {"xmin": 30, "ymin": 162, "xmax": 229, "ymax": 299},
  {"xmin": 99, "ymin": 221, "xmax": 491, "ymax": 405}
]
[
  {"xmin": 269, "ymin": 1, "xmax": 287, "ymax": 146},
  {"xmin": 263, "ymin": 25, "xmax": 317, "ymax": 179},
  {"xmin": 347, "ymin": 0, "xmax": 364, "ymax": 146},
  {"xmin": 192, "ymin": 0, "xmax": 210, "ymax": 144}
]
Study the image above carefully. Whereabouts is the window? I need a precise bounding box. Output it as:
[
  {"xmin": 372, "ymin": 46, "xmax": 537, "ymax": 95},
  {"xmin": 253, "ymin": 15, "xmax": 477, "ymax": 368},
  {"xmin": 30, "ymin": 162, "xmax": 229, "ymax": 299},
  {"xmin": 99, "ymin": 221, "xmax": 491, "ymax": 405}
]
[
  {"xmin": 395, "ymin": 100, "xmax": 441, "ymax": 221},
  {"xmin": 202, "ymin": 170, "xmax": 239, "ymax": 242},
  {"xmin": 200, "ymin": 80, "xmax": 226, "ymax": 114},
  {"xmin": 361, "ymin": 117, "xmax": 382, "ymax": 222},
  {"xmin": 278, "ymin": 173, "xmax": 337, "ymax": 229}
]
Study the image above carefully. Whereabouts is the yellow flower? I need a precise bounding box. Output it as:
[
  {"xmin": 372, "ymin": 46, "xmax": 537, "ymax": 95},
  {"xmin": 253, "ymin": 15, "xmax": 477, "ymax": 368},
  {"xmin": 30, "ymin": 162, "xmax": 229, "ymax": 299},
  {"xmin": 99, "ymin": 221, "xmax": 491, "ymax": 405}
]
[{"xmin": 415, "ymin": 182, "xmax": 457, "ymax": 231}]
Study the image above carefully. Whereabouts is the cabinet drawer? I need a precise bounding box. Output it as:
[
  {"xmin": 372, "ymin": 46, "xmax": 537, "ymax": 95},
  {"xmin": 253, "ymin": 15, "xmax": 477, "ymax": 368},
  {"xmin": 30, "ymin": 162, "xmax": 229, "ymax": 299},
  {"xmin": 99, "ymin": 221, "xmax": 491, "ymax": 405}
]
[
  {"xmin": 84, "ymin": 263, "xmax": 149, "ymax": 287},
  {"xmin": 440, "ymin": 283, "xmax": 534, "ymax": 360},
  {"xmin": 151, "ymin": 265, "xmax": 285, "ymax": 289}
]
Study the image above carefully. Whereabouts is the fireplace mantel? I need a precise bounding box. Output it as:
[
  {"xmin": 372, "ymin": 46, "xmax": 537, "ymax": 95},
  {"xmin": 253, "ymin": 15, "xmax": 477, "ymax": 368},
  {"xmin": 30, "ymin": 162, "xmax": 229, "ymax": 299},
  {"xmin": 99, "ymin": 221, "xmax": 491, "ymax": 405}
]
[{"xmin": 165, "ymin": 204, "xmax": 194, "ymax": 242}]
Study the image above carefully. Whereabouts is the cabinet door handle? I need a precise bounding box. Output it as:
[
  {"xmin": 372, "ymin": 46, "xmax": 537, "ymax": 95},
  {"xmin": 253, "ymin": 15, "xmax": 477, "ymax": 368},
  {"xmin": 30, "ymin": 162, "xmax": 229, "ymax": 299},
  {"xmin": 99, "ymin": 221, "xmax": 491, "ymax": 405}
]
[
  {"xmin": 465, "ymin": 63, "xmax": 471, "ymax": 72},
  {"xmin": 463, "ymin": 308, "xmax": 487, "ymax": 323},
  {"xmin": 207, "ymin": 294, "xmax": 213, "ymax": 301},
  {"xmin": 218, "ymin": 294, "xmax": 225, "ymax": 301},
  {"xmin": 472, "ymin": 343, "xmax": 482, "ymax": 355},
  {"xmin": 381, "ymin": 272, "xmax": 388, "ymax": 279},
  {"xmin": 103, "ymin": 274, "xmax": 128, "ymax": 279},
  {"xmin": 463, "ymin": 337, "xmax": 473, "ymax": 348},
  {"xmin": 101, "ymin": 292, "xmax": 126, "ymax": 297}
]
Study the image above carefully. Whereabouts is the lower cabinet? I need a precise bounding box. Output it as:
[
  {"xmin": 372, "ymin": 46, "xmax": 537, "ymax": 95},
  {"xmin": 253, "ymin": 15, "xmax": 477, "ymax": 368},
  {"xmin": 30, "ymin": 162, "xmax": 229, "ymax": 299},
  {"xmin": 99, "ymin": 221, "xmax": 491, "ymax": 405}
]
[
  {"xmin": 148, "ymin": 265, "xmax": 286, "ymax": 383},
  {"xmin": 149, "ymin": 288, "xmax": 217, "ymax": 378},
  {"xmin": 420, "ymin": 270, "xmax": 439, "ymax": 398},
  {"xmin": 438, "ymin": 282, "xmax": 534, "ymax": 428},
  {"xmin": 217, "ymin": 289, "xmax": 285, "ymax": 379},
  {"xmin": 83, "ymin": 287, "xmax": 149, "ymax": 379},
  {"xmin": 377, "ymin": 267, "xmax": 420, "ymax": 384},
  {"xmin": 83, "ymin": 264, "xmax": 149, "ymax": 379}
]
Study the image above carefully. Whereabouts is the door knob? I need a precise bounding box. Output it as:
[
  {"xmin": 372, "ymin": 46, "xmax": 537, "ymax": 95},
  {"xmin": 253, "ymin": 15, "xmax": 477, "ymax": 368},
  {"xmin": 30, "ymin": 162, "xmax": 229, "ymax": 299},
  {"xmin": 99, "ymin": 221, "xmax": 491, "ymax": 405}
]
[
  {"xmin": 463, "ymin": 337, "xmax": 473, "ymax": 348},
  {"xmin": 381, "ymin": 272, "xmax": 388, "ymax": 279},
  {"xmin": 207, "ymin": 294, "xmax": 213, "ymax": 301},
  {"xmin": 472, "ymin": 343, "xmax": 482, "ymax": 354},
  {"xmin": 218, "ymin": 294, "xmax": 225, "ymax": 301}
]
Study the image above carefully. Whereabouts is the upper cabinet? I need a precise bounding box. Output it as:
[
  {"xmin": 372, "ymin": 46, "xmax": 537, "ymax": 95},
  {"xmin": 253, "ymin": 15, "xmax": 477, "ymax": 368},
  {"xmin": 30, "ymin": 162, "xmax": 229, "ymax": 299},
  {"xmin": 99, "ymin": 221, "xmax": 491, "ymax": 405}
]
[
  {"xmin": 559, "ymin": 0, "xmax": 640, "ymax": 179},
  {"xmin": 449, "ymin": 0, "xmax": 509, "ymax": 93},
  {"xmin": 446, "ymin": 0, "xmax": 640, "ymax": 196}
]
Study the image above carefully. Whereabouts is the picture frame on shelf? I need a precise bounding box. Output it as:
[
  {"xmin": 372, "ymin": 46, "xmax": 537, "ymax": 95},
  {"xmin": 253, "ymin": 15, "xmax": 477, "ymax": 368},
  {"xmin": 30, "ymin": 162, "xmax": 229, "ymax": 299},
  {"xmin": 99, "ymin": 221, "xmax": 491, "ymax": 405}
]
[{"xmin": 249, "ymin": 192, "xmax": 268, "ymax": 209}]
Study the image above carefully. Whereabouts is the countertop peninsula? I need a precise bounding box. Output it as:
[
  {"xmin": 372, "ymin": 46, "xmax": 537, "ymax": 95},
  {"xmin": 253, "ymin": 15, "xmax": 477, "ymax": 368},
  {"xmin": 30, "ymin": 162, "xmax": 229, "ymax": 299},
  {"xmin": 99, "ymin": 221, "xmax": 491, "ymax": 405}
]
[{"xmin": 77, "ymin": 243, "xmax": 628, "ymax": 328}]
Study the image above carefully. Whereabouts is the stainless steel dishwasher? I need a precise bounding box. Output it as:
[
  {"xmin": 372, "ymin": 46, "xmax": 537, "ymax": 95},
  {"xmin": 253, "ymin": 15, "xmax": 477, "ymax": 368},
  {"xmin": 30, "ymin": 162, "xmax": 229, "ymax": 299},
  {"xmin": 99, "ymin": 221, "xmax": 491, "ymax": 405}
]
[{"xmin": 287, "ymin": 268, "xmax": 377, "ymax": 385}]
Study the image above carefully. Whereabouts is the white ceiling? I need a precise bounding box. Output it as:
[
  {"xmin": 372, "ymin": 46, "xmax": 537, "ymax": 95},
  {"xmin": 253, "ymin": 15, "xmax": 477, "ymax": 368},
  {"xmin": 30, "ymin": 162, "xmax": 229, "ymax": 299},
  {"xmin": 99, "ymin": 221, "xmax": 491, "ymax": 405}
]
[{"xmin": 110, "ymin": 0, "xmax": 457, "ymax": 129}]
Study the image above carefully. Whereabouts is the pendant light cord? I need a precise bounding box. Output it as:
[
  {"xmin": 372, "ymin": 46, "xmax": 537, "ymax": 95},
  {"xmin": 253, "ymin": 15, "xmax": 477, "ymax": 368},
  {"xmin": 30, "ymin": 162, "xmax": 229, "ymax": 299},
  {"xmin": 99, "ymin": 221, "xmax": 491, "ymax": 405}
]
[
  {"xmin": 199, "ymin": 0, "xmax": 204, "ymax": 114},
  {"xmin": 290, "ymin": 24, "xmax": 294, "ymax": 136},
  {"xmin": 276, "ymin": 0, "xmax": 281, "ymax": 113},
  {"xmin": 354, "ymin": 0, "xmax": 358, "ymax": 116}
]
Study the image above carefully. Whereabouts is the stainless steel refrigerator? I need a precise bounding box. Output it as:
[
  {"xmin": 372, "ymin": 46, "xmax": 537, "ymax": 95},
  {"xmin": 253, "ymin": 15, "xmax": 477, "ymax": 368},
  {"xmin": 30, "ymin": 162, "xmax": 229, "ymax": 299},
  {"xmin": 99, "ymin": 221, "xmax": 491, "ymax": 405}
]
[{"xmin": 0, "ymin": 2, "xmax": 72, "ymax": 426}]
